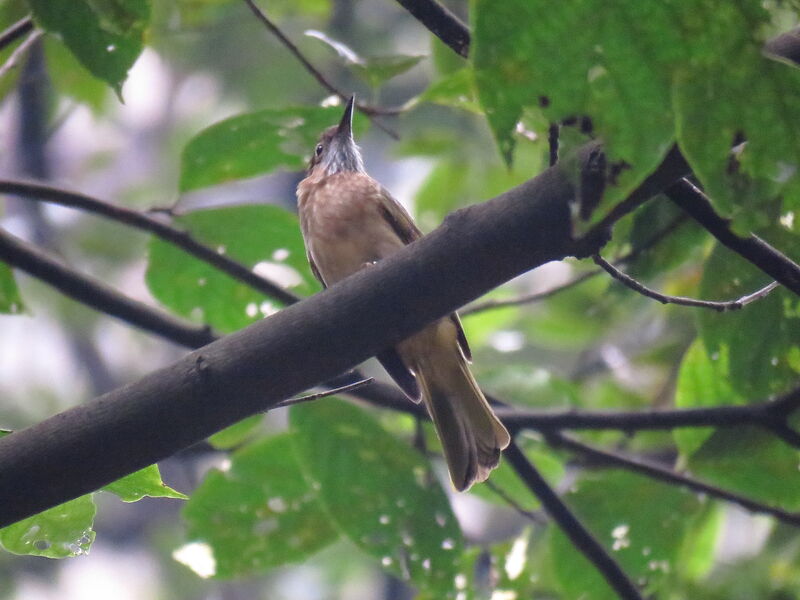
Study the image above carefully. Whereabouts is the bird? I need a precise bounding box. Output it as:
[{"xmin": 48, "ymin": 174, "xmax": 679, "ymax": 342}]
[{"xmin": 296, "ymin": 96, "xmax": 510, "ymax": 491}]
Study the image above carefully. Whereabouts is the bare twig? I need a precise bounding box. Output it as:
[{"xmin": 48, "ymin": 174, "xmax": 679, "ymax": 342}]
[
  {"xmin": 504, "ymin": 441, "xmax": 644, "ymax": 600},
  {"xmin": 0, "ymin": 179, "xmax": 299, "ymax": 305},
  {"xmin": 240, "ymin": 0, "xmax": 402, "ymax": 138},
  {"xmin": 548, "ymin": 431, "xmax": 800, "ymax": 527},
  {"xmin": 0, "ymin": 29, "xmax": 42, "ymax": 80},
  {"xmin": 500, "ymin": 384, "xmax": 800, "ymax": 446},
  {"xmin": 463, "ymin": 213, "xmax": 689, "ymax": 316},
  {"xmin": 593, "ymin": 253, "xmax": 780, "ymax": 311},
  {"xmin": 0, "ymin": 15, "xmax": 33, "ymax": 52},
  {"xmin": 483, "ymin": 478, "xmax": 546, "ymax": 524},
  {"xmin": 666, "ymin": 179, "xmax": 800, "ymax": 298},
  {"xmin": 0, "ymin": 227, "xmax": 216, "ymax": 348},
  {"xmin": 270, "ymin": 377, "xmax": 374, "ymax": 410}
]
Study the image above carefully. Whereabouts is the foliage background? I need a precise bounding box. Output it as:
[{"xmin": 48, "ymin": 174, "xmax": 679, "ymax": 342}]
[{"xmin": 0, "ymin": 0, "xmax": 799, "ymax": 599}]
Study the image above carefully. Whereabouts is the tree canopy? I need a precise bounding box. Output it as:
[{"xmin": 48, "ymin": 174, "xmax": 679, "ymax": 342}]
[{"xmin": 0, "ymin": 1, "xmax": 799, "ymax": 599}]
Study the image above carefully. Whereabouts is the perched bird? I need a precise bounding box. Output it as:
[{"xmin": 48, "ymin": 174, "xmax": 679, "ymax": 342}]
[{"xmin": 296, "ymin": 96, "xmax": 510, "ymax": 491}]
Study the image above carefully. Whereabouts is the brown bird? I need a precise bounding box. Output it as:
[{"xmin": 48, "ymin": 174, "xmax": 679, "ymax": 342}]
[{"xmin": 296, "ymin": 97, "xmax": 510, "ymax": 491}]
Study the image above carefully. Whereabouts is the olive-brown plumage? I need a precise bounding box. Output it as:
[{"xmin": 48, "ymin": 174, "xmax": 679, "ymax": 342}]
[{"xmin": 296, "ymin": 97, "xmax": 510, "ymax": 490}]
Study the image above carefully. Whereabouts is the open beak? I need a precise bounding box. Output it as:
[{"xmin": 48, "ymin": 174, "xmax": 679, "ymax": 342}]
[{"xmin": 335, "ymin": 95, "xmax": 355, "ymax": 140}]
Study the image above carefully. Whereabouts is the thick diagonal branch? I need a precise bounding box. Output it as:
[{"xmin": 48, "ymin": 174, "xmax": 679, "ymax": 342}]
[{"xmin": 0, "ymin": 156, "xmax": 584, "ymax": 526}]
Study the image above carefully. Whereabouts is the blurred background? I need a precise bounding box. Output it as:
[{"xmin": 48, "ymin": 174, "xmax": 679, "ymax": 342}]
[{"xmin": 1, "ymin": 0, "xmax": 799, "ymax": 599}]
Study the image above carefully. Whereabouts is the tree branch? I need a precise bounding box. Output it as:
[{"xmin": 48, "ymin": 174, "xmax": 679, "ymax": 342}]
[
  {"xmin": 463, "ymin": 212, "xmax": 689, "ymax": 316},
  {"xmin": 0, "ymin": 152, "xmax": 584, "ymax": 526},
  {"xmin": 0, "ymin": 179, "xmax": 299, "ymax": 305},
  {"xmin": 501, "ymin": 384, "xmax": 800, "ymax": 446},
  {"xmin": 241, "ymin": 0, "xmax": 402, "ymax": 137},
  {"xmin": 665, "ymin": 179, "xmax": 800, "ymax": 297},
  {"xmin": 504, "ymin": 442, "xmax": 644, "ymax": 600},
  {"xmin": 593, "ymin": 253, "xmax": 780, "ymax": 311},
  {"xmin": 547, "ymin": 431, "xmax": 800, "ymax": 527},
  {"xmin": 0, "ymin": 15, "xmax": 33, "ymax": 52},
  {"xmin": 0, "ymin": 227, "xmax": 216, "ymax": 348},
  {"xmin": 0, "ymin": 28, "xmax": 41, "ymax": 80},
  {"xmin": 393, "ymin": 0, "xmax": 469, "ymax": 58}
]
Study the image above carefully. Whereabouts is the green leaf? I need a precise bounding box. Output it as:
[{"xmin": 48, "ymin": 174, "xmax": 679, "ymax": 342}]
[
  {"xmin": 472, "ymin": 0, "xmax": 675, "ymax": 204},
  {"xmin": 180, "ymin": 106, "xmax": 368, "ymax": 192},
  {"xmin": 673, "ymin": 7, "xmax": 800, "ymax": 218},
  {"xmin": 45, "ymin": 36, "xmax": 109, "ymax": 112},
  {"xmin": 208, "ymin": 415, "xmax": 263, "ymax": 449},
  {"xmin": 28, "ymin": 0, "xmax": 150, "ymax": 95},
  {"xmin": 550, "ymin": 470, "xmax": 702, "ymax": 600},
  {"xmin": 418, "ymin": 69, "xmax": 482, "ymax": 114},
  {"xmin": 352, "ymin": 55, "xmax": 425, "ymax": 89},
  {"xmin": 181, "ymin": 433, "xmax": 337, "ymax": 578},
  {"xmin": 698, "ymin": 233, "xmax": 800, "ymax": 397},
  {"xmin": 290, "ymin": 400, "xmax": 465, "ymax": 597},
  {"xmin": 674, "ymin": 339, "xmax": 742, "ymax": 457},
  {"xmin": 103, "ymin": 464, "xmax": 187, "ymax": 502},
  {"xmin": 304, "ymin": 30, "xmax": 424, "ymax": 89},
  {"xmin": 688, "ymin": 427, "xmax": 800, "ymax": 510},
  {"xmin": 146, "ymin": 204, "xmax": 318, "ymax": 333},
  {"xmin": 0, "ymin": 262, "xmax": 24, "ymax": 314},
  {"xmin": 0, "ymin": 495, "xmax": 96, "ymax": 558}
]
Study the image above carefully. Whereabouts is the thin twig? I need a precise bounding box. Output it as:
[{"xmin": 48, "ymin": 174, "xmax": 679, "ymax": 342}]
[
  {"xmin": 241, "ymin": 0, "xmax": 402, "ymax": 138},
  {"xmin": 0, "ymin": 16, "xmax": 33, "ymax": 52},
  {"xmin": 463, "ymin": 213, "xmax": 689, "ymax": 316},
  {"xmin": 548, "ymin": 431, "xmax": 800, "ymax": 527},
  {"xmin": 483, "ymin": 478, "xmax": 546, "ymax": 524},
  {"xmin": 0, "ymin": 179, "xmax": 299, "ymax": 305},
  {"xmin": 666, "ymin": 179, "xmax": 800, "ymax": 298},
  {"xmin": 593, "ymin": 253, "xmax": 780, "ymax": 311},
  {"xmin": 270, "ymin": 377, "xmax": 374, "ymax": 410},
  {"xmin": 0, "ymin": 29, "xmax": 42, "ymax": 80},
  {"xmin": 504, "ymin": 441, "xmax": 644, "ymax": 600},
  {"xmin": 499, "ymin": 384, "xmax": 800, "ymax": 446},
  {"xmin": 0, "ymin": 227, "xmax": 216, "ymax": 348}
]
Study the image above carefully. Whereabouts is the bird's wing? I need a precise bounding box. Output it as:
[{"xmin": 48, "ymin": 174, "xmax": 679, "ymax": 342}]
[
  {"xmin": 307, "ymin": 252, "xmax": 327, "ymax": 288},
  {"xmin": 377, "ymin": 187, "xmax": 423, "ymax": 245},
  {"xmin": 376, "ymin": 187, "xmax": 472, "ymax": 367},
  {"xmin": 377, "ymin": 348, "xmax": 421, "ymax": 402}
]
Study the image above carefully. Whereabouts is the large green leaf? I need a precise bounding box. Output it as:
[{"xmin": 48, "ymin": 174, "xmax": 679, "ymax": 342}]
[
  {"xmin": 550, "ymin": 470, "xmax": 703, "ymax": 600},
  {"xmin": 180, "ymin": 433, "xmax": 337, "ymax": 578},
  {"xmin": 472, "ymin": 0, "xmax": 676, "ymax": 203},
  {"xmin": 0, "ymin": 262, "xmax": 24, "ymax": 314},
  {"xmin": 290, "ymin": 400, "xmax": 465, "ymax": 598},
  {"xmin": 146, "ymin": 204, "xmax": 318, "ymax": 333},
  {"xmin": 28, "ymin": 0, "xmax": 149, "ymax": 95},
  {"xmin": 673, "ymin": 5, "xmax": 800, "ymax": 219},
  {"xmin": 472, "ymin": 0, "xmax": 800, "ymax": 224},
  {"xmin": 674, "ymin": 339, "xmax": 742, "ymax": 457},
  {"xmin": 688, "ymin": 427, "xmax": 800, "ymax": 511},
  {"xmin": 0, "ymin": 495, "xmax": 96, "ymax": 558},
  {"xmin": 103, "ymin": 464, "xmax": 187, "ymax": 502},
  {"xmin": 698, "ymin": 233, "xmax": 800, "ymax": 397},
  {"xmin": 179, "ymin": 106, "xmax": 367, "ymax": 192}
]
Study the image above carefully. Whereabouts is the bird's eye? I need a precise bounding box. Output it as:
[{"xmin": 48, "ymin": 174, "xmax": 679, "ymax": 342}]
[{"xmin": 315, "ymin": 144, "xmax": 323, "ymax": 156}]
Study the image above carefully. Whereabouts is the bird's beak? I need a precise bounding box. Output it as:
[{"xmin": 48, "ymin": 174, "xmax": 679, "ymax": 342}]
[{"xmin": 335, "ymin": 95, "xmax": 355, "ymax": 141}]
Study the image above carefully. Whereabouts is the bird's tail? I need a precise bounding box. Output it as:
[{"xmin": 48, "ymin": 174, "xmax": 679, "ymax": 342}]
[{"xmin": 418, "ymin": 351, "xmax": 510, "ymax": 491}]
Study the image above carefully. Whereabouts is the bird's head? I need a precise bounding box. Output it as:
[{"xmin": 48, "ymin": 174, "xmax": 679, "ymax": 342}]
[{"xmin": 308, "ymin": 95, "xmax": 365, "ymax": 176}]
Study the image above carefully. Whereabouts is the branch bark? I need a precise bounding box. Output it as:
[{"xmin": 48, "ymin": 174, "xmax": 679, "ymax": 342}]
[
  {"xmin": 0, "ymin": 179, "xmax": 299, "ymax": 305},
  {"xmin": 0, "ymin": 227, "xmax": 216, "ymax": 348}
]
